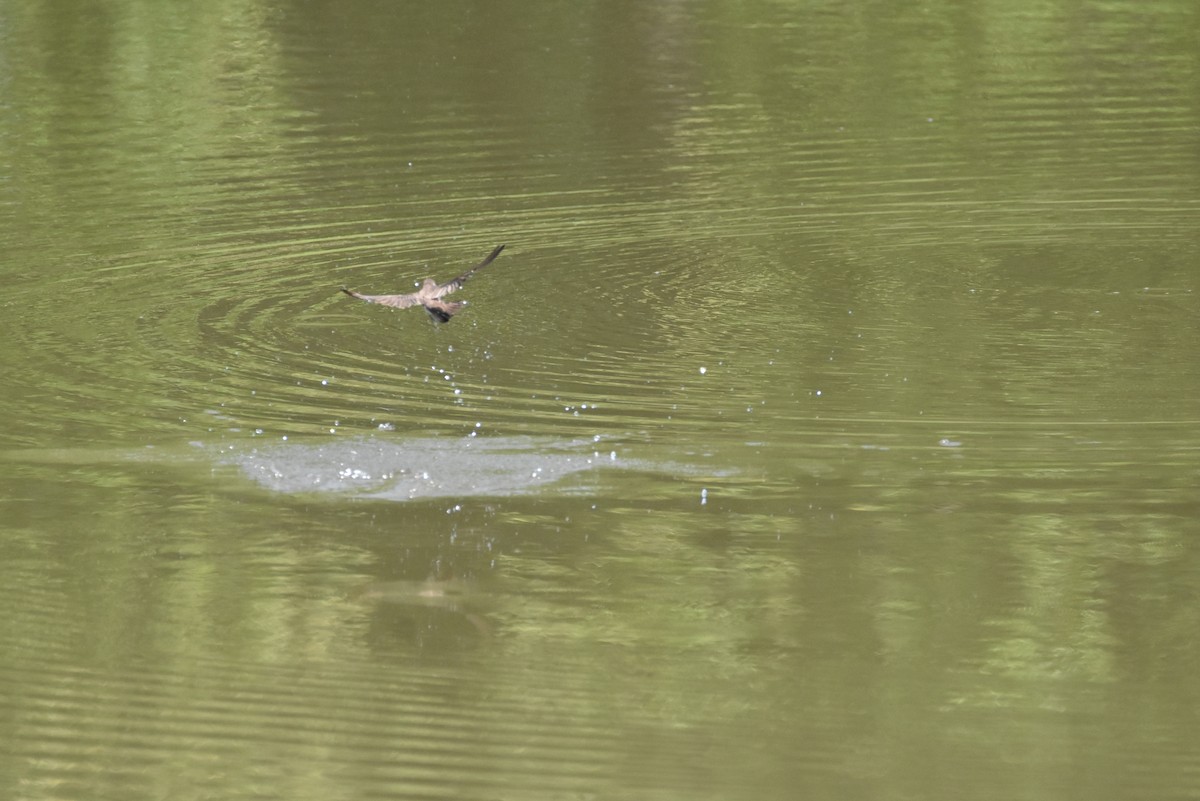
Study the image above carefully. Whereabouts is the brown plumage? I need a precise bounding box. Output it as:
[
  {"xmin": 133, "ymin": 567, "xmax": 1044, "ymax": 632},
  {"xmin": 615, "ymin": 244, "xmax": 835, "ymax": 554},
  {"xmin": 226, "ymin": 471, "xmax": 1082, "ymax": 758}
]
[{"xmin": 341, "ymin": 244, "xmax": 505, "ymax": 323}]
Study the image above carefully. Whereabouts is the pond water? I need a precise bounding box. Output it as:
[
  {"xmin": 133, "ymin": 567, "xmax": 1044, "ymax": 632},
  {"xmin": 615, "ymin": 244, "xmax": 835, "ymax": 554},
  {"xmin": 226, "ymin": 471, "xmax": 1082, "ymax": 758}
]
[{"xmin": 2, "ymin": 2, "xmax": 1199, "ymax": 799}]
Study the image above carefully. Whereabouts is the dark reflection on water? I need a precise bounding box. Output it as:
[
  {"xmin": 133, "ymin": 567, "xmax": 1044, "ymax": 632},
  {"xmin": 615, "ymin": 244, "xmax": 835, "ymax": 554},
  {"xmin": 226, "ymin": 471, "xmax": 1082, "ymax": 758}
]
[
  {"xmin": 3, "ymin": 447, "xmax": 1199, "ymax": 800},
  {"xmin": 2, "ymin": 0, "xmax": 1200, "ymax": 799}
]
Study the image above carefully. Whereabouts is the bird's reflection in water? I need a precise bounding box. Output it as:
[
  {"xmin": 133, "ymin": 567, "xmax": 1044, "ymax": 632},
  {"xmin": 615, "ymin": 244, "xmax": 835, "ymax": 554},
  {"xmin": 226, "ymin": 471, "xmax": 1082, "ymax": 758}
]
[{"xmin": 356, "ymin": 575, "xmax": 494, "ymax": 645}]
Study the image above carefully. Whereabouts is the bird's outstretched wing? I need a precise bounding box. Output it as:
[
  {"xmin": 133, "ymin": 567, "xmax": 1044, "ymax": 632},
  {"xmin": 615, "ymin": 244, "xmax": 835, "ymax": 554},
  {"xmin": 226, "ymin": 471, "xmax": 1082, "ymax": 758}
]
[
  {"xmin": 340, "ymin": 288, "xmax": 423, "ymax": 308},
  {"xmin": 431, "ymin": 244, "xmax": 505, "ymax": 299}
]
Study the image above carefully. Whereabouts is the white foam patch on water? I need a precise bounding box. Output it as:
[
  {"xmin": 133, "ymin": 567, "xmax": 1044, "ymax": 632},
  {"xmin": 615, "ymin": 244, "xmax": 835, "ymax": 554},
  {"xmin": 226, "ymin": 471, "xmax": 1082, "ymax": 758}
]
[{"xmin": 226, "ymin": 435, "xmax": 640, "ymax": 501}]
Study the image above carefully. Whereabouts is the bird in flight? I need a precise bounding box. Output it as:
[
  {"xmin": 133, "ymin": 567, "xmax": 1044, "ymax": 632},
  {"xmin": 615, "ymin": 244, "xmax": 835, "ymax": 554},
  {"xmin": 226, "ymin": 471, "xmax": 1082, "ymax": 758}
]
[{"xmin": 341, "ymin": 244, "xmax": 505, "ymax": 323}]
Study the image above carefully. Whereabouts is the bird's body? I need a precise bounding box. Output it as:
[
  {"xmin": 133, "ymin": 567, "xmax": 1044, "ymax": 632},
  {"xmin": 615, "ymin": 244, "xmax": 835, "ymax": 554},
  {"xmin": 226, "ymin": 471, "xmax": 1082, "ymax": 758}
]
[{"xmin": 341, "ymin": 244, "xmax": 505, "ymax": 322}]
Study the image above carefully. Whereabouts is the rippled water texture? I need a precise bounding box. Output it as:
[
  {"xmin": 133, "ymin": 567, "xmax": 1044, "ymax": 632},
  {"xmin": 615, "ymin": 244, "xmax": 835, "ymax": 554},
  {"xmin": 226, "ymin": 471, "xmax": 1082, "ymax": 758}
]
[{"xmin": 2, "ymin": 2, "xmax": 1199, "ymax": 800}]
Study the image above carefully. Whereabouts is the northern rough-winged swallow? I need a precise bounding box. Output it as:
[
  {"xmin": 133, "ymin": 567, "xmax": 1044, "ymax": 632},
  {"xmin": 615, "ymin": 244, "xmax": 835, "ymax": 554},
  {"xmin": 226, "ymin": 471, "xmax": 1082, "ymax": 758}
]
[{"xmin": 341, "ymin": 244, "xmax": 505, "ymax": 323}]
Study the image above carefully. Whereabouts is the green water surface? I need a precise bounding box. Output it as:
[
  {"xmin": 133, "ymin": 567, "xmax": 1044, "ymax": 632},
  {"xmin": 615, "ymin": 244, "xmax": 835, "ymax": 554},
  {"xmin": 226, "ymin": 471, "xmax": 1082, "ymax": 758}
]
[{"xmin": 2, "ymin": 2, "xmax": 1199, "ymax": 799}]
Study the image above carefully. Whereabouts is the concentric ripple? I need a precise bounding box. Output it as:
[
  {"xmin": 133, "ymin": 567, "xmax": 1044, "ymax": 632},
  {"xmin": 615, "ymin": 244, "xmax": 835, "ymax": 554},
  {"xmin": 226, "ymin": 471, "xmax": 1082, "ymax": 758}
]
[{"xmin": 3, "ymin": 27, "xmax": 1198, "ymax": 454}]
